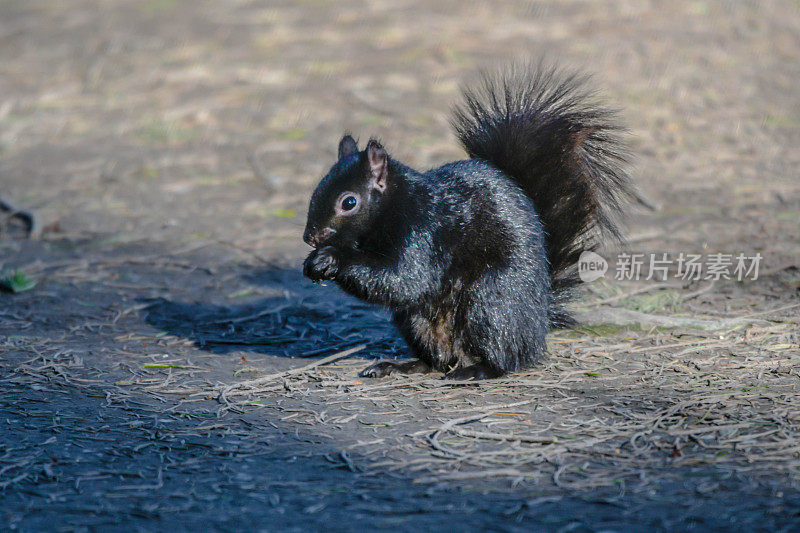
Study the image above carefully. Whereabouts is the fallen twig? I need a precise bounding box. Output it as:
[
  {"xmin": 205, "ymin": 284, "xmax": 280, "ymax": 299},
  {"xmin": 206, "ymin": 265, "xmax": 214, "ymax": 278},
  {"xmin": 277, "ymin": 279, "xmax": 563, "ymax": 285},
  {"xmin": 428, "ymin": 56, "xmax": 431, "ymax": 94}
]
[
  {"xmin": 218, "ymin": 344, "xmax": 366, "ymax": 400},
  {"xmin": 0, "ymin": 197, "xmax": 40, "ymax": 239},
  {"xmin": 573, "ymin": 306, "xmax": 766, "ymax": 330}
]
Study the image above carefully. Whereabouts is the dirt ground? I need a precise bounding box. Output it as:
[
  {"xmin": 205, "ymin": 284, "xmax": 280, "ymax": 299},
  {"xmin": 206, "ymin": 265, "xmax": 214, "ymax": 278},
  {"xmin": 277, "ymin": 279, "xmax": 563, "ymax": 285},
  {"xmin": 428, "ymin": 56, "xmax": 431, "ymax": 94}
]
[{"xmin": 2, "ymin": 1, "xmax": 800, "ymax": 531}]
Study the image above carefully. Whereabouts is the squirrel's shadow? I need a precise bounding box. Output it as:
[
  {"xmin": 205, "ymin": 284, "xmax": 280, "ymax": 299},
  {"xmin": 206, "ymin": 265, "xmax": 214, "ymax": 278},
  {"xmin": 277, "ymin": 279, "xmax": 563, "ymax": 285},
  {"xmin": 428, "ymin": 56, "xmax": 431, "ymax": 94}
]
[{"xmin": 144, "ymin": 266, "xmax": 402, "ymax": 358}]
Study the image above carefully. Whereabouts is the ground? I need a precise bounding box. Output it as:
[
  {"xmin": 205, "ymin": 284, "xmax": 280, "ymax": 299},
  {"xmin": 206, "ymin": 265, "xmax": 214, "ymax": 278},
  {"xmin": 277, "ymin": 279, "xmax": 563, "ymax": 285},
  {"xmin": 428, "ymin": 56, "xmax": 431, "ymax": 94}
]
[{"xmin": 1, "ymin": 1, "xmax": 800, "ymax": 531}]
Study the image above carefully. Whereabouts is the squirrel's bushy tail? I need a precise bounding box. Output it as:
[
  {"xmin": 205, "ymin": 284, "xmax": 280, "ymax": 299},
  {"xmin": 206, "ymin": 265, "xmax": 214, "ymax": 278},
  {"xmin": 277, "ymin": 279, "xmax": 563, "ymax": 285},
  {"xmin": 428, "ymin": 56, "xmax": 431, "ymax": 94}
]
[{"xmin": 451, "ymin": 61, "xmax": 637, "ymax": 328}]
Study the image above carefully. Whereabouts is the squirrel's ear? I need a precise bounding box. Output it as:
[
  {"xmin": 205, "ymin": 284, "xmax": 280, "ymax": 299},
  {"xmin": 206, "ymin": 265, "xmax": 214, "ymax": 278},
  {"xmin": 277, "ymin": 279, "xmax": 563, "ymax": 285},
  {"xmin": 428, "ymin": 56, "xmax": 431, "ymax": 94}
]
[
  {"xmin": 338, "ymin": 134, "xmax": 358, "ymax": 159},
  {"xmin": 366, "ymin": 139, "xmax": 388, "ymax": 192}
]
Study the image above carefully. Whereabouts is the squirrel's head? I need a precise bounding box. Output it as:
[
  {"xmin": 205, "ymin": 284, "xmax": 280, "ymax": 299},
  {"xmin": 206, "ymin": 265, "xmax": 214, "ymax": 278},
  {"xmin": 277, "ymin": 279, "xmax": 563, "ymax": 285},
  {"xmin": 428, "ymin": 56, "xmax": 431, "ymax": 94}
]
[{"xmin": 303, "ymin": 135, "xmax": 390, "ymax": 250}]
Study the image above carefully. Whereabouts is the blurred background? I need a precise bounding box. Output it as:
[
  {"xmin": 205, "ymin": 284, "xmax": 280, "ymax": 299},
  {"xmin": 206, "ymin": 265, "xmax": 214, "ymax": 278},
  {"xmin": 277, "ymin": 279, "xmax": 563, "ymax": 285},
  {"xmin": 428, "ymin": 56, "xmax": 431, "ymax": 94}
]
[
  {"xmin": 2, "ymin": 3, "xmax": 800, "ymax": 529},
  {"xmin": 2, "ymin": 0, "xmax": 798, "ymax": 264}
]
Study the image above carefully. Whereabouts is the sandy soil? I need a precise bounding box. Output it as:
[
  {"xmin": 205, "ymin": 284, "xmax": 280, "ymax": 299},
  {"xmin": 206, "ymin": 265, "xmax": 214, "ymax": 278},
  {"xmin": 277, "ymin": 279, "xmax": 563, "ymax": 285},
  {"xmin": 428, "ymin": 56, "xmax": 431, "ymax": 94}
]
[{"xmin": 2, "ymin": 1, "xmax": 799, "ymax": 530}]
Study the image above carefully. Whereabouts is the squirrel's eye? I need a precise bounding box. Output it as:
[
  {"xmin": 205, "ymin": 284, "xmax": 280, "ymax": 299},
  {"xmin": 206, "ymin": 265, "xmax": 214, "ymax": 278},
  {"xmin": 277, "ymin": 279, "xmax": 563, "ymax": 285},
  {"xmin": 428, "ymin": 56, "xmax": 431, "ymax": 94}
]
[
  {"xmin": 341, "ymin": 195, "xmax": 358, "ymax": 211},
  {"xmin": 335, "ymin": 192, "xmax": 361, "ymax": 216}
]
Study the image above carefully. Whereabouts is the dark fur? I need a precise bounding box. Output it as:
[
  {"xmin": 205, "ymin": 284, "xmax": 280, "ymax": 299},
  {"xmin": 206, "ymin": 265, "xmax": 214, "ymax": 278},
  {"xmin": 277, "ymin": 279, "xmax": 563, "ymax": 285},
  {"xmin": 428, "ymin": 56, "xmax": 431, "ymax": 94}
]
[{"xmin": 303, "ymin": 62, "xmax": 636, "ymax": 379}]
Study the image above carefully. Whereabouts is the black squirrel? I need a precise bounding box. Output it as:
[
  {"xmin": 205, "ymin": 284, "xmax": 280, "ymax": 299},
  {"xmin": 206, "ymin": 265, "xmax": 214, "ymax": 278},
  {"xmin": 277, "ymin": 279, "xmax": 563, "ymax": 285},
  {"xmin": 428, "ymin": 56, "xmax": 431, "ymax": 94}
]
[{"xmin": 302, "ymin": 62, "xmax": 637, "ymax": 380}]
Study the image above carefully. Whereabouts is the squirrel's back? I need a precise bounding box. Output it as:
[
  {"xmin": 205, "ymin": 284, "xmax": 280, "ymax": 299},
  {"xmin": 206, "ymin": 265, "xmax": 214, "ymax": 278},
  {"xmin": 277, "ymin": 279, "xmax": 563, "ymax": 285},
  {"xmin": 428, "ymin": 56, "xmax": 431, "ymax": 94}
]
[{"xmin": 422, "ymin": 158, "xmax": 550, "ymax": 273}]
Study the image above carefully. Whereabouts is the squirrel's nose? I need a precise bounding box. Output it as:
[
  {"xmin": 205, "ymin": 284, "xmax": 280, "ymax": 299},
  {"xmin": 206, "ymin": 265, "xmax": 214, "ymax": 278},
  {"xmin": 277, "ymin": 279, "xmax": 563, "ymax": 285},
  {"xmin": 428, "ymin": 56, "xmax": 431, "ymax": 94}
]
[{"xmin": 303, "ymin": 226, "xmax": 336, "ymax": 247}]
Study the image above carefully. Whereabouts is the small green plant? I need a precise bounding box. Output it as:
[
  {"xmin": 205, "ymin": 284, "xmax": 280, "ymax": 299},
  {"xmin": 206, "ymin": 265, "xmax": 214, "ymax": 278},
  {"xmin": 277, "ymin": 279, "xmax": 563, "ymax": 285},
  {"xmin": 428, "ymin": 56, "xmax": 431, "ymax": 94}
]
[{"xmin": 0, "ymin": 269, "xmax": 36, "ymax": 293}]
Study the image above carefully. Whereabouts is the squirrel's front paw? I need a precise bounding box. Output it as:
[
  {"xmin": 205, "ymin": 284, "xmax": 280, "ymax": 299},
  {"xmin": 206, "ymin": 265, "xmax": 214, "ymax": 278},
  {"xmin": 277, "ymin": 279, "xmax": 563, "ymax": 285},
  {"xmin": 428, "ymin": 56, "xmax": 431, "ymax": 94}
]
[{"xmin": 303, "ymin": 246, "xmax": 339, "ymax": 282}]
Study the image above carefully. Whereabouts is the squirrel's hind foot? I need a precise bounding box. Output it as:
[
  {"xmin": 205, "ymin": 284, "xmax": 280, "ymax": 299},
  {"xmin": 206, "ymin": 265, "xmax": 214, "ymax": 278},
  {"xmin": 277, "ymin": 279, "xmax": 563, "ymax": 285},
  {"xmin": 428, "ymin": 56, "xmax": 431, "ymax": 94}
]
[
  {"xmin": 359, "ymin": 358, "xmax": 431, "ymax": 378},
  {"xmin": 443, "ymin": 363, "xmax": 502, "ymax": 381}
]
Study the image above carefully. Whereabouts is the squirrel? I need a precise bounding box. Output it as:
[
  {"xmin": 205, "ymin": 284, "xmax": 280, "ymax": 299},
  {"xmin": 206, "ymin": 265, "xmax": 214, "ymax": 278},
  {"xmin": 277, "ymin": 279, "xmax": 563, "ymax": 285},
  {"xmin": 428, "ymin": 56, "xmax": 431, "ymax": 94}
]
[{"xmin": 302, "ymin": 62, "xmax": 638, "ymax": 380}]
